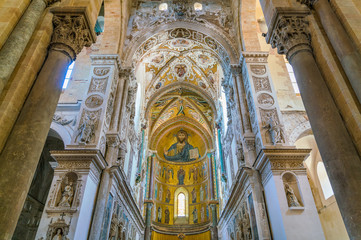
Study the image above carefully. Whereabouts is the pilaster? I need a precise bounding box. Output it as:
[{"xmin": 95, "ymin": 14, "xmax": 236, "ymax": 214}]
[
  {"xmin": 241, "ymin": 52, "xmax": 288, "ymax": 157},
  {"xmin": 35, "ymin": 150, "xmax": 106, "ymax": 240},
  {"xmin": 254, "ymin": 148, "xmax": 325, "ymax": 240},
  {"xmin": 69, "ymin": 54, "xmax": 121, "ymax": 155}
]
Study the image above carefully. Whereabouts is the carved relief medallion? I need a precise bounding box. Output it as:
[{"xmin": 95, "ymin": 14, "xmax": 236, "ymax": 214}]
[
  {"xmin": 257, "ymin": 93, "xmax": 274, "ymax": 107},
  {"xmin": 85, "ymin": 94, "xmax": 103, "ymax": 108},
  {"xmin": 250, "ymin": 65, "xmax": 266, "ymax": 75},
  {"xmin": 93, "ymin": 67, "xmax": 110, "ymax": 76}
]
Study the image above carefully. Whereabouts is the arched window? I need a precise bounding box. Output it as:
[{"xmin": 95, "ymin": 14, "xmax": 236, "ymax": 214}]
[
  {"xmin": 317, "ymin": 162, "xmax": 334, "ymax": 199},
  {"xmin": 62, "ymin": 62, "xmax": 74, "ymax": 89},
  {"xmin": 177, "ymin": 193, "xmax": 186, "ymax": 217}
]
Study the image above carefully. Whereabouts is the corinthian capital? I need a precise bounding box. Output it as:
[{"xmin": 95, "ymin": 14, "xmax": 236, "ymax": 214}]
[
  {"xmin": 265, "ymin": 9, "xmax": 311, "ymax": 61},
  {"xmin": 50, "ymin": 7, "xmax": 96, "ymax": 61}
]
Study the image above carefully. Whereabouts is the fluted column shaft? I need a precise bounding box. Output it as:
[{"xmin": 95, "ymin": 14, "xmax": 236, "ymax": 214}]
[
  {"xmin": 267, "ymin": 11, "xmax": 361, "ymax": 239},
  {"xmin": 0, "ymin": 8, "xmax": 94, "ymax": 239},
  {"xmin": 300, "ymin": 0, "xmax": 361, "ymax": 104}
]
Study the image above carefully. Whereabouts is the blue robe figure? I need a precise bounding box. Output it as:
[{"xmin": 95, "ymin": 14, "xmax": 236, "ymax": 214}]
[{"xmin": 164, "ymin": 130, "xmax": 195, "ymax": 162}]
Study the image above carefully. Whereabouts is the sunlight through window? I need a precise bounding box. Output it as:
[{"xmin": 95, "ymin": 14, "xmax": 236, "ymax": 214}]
[
  {"xmin": 177, "ymin": 193, "xmax": 186, "ymax": 217},
  {"xmin": 62, "ymin": 62, "xmax": 74, "ymax": 89}
]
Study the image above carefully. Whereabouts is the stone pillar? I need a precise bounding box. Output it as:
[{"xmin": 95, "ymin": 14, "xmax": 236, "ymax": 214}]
[
  {"xmin": 231, "ymin": 65, "xmax": 258, "ymax": 166},
  {"xmin": 144, "ymin": 200, "xmax": 153, "ymax": 240},
  {"xmin": 241, "ymin": 52, "xmax": 288, "ymax": 155},
  {"xmin": 210, "ymin": 202, "xmax": 219, "ymax": 240},
  {"xmin": 298, "ymin": 0, "xmax": 361, "ymax": 104},
  {"xmin": 216, "ymin": 125, "xmax": 227, "ymax": 181},
  {"xmin": 246, "ymin": 169, "xmax": 271, "ymax": 240},
  {"xmin": 0, "ymin": 8, "xmax": 95, "ymax": 239},
  {"xmin": 135, "ymin": 127, "xmax": 146, "ymax": 183},
  {"xmin": 254, "ymin": 149, "xmax": 325, "ymax": 239},
  {"xmin": 89, "ymin": 133, "xmax": 120, "ymax": 240},
  {"xmin": 265, "ymin": 9, "xmax": 361, "ymax": 239},
  {"xmin": 68, "ymin": 55, "xmax": 121, "ymax": 155},
  {"xmin": 35, "ymin": 150, "xmax": 106, "ymax": 240},
  {"xmin": 0, "ymin": 0, "xmax": 59, "ymax": 94}
]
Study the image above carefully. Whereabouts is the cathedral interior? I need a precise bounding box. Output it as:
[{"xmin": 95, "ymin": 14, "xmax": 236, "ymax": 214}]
[{"xmin": 0, "ymin": 0, "xmax": 361, "ymax": 239}]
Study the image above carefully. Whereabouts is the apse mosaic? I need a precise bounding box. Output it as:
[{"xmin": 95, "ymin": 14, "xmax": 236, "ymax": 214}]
[{"xmin": 148, "ymin": 89, "xmax": 214, "ymax": 136}]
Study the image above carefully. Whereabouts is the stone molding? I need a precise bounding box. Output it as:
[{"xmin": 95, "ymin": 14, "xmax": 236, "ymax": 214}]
[
  {"xmin": 50, "ymin": 149, "xmax": 107, "ymax": 183},
  {"xmin": 254, "ymin": 148, "xmax": 311, "ymax": 185},
  {"xmin": 217, "ymin": 167, "xmax": 252, "ymax": 230},
  {"xmin": 265, "ymin": 8, "xmax": 311, "ymax": 61},
  {"xmin": 112, "ymin": 168, "xmax": 146, "ymax": 234},
  {"xmin": 297, "ymin": 0, "xmax": 319, "ymax": 8},
  {"xmin": 241, "ymin": 51, "xmax": 269, "ymax": 63},
  {"xmin": 90, "ymin": 54, "xmax": 121, "ymax": 70},
  {"xmin": 44, "ymin": 0, "xmax": 60, "ymax": 7},
  {"xmin": 50, "ymin": 7, "xmax": 96, "ymax": 61}
]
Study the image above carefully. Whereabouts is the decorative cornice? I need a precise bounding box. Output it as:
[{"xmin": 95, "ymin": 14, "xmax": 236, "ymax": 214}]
[
  {"xmin": 90, "ymin": 54, "xmax": 121, "ymax": 70},
  {"xmin": 50, "ymin": 149, "xmax": 107, "ymax": 170},
  {"xmin": 265, "ymin": 8, "xmax": 311, "ymax": 61},
  {"xmin": 241, "ymin": 51, "xmax": 269, "ymax": 64},
  {"xmin": 254, "ymin": 148, "xmax": 311, "ymax": 184},
  {"xmin": 50, "ymin": 7, "xmax": 96, "ymax": 61}
]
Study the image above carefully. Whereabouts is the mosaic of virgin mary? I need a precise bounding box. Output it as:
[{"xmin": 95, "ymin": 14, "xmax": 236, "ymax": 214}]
[{"xmin": 163, "ymin": 130, "xmax": 198, "ymax": 162}]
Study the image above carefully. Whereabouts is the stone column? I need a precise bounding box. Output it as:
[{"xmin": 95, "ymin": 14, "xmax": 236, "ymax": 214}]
[
  {"xmin": 0, "ymin": 8, "xmax": 94, "ymax": 239},
  {"xmin": 216, "ymin": 125, "xmax": 227, "ymax": 181},
  {"xmin": 231, "ymin": 65, "xmax": 258, "ymax": 166},
  {"xmin": 266, "ymin": 9, "xmax": 361, "ymax": 239},
  {"xmin": 210, "ymin": 202, "xmax": 219, "ymax": 240},
  {"xmin": 89, "ymin": 133, "xmax": 120, "ymax": 240},
  {"xmin": 246, "ymin": 169, "xmax": 271, "ymax": 240},
  {"xmin": 298, "ymin": 0, "xmax": 361, "ymax": 104},
  {"xmin": 144, "ymin": 200, "xmax": 153, "ymax": 240},
  {"xmin": 254, "ymin": 149, "xmax": 325, "ymax": 239},
  {"xmin": 0, "ymin": 0, "xmax": 59, "ymax": 94}
]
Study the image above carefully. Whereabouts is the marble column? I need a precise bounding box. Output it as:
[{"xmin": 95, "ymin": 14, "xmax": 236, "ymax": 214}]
[
  {"xmin": 266, "ymin": 10, "xmax": 361, "ymax": 239},
  {"xmin": 246, "ymin": 169, "xmax": 271, "ymax": 240},
  {"xmin": 298, "ymin": 0, "xmax": 361, "ymax": 104},
  {"xmin": 210, "ymin": 203, "xmax": 219, "ymax": 240},
  {"xmin": 0, "ymin": 8, "xmax": 94, "ymax": 239},
  {"xmin": 144, "ymin": 201, "xmax": 153, "ymax": 240},
  {"xmin": 89, "ymin": 134, "xmax": 120, "ymax": 240},
  {"xmin": 0, "ymin": 0, "xmax": 59, "ymax": 94}
]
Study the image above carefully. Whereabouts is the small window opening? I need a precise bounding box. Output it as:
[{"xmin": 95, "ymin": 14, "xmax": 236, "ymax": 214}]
[
  {"xmin": 286, "ymin": 62, "xmax": 300, "ymax": 94},
  {"xmin": 62, "ymin": 62, "xmax": 74, "ymax": 89}
]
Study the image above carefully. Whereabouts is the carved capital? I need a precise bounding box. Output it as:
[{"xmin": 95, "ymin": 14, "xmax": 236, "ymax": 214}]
[
  {"xmin": 266, "ymin": 9, "xmax": 311, "ymax": 61},
  {"xmin": 297, "ymin": 0, "xmax": 319, "ymax": 8},
  {"xmin": 230, "ymin": 65, "xmax": 242, "ymax": 75},
  {"xmin": 50, "ymin": 7, "xmax": 96, "ymax": 61},
  {"xmin": 106, "ymin": 133, "xmax": 121, "ymax": 148}
]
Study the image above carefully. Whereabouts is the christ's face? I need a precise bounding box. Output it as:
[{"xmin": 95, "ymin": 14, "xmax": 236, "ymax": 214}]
[{"xmin": 177, "ymin": 132, "xmax": 186, "ymax": 143}]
